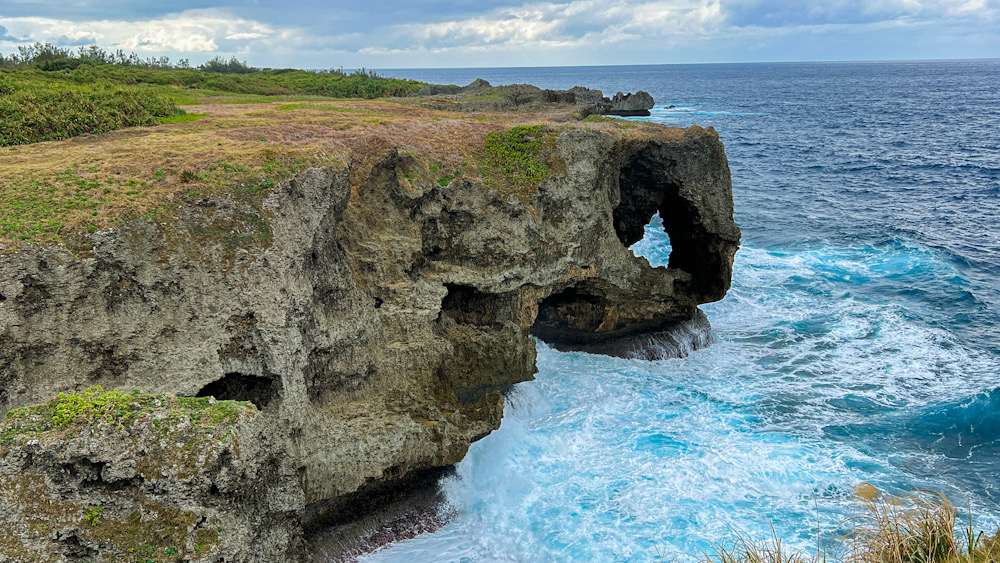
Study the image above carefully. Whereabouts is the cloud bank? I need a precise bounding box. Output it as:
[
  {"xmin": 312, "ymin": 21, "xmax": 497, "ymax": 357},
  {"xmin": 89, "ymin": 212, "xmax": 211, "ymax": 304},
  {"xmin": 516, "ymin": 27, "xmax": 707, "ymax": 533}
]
[{"xmin": 0, "ymin": 0, "xmax": 996, "ymax": 67}]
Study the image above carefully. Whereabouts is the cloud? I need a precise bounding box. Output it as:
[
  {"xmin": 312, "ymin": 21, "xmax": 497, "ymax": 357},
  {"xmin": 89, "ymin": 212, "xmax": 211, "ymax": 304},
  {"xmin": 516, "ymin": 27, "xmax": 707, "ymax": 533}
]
[
  {"xmin": 343, "ymin": 0, "xmax": 997, "ymax": 58},
  {"xmin": 0, "ymin": 24, "xmax": 26, "ymax": 42},
  {"xmin": 0, "ymin": 1, "xmax": 996, "ymax": 66},
  {"xmin": 0, "ymin": 9, "xmax": 284, "ymax": 54},
  {"xmin": 722, "ymin": 0, "xmax": 999, "ymax": 28},
  {"xmin": 356, "ymin": 0, "xmax": 727, "ymax": 55}
]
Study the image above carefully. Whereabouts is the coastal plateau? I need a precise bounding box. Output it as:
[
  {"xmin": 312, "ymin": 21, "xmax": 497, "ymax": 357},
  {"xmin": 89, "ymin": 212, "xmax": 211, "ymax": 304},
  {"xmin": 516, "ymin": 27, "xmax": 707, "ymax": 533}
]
[{"xmin": 0, "ymin": 89, "xmax": 739, "ymax": 561}]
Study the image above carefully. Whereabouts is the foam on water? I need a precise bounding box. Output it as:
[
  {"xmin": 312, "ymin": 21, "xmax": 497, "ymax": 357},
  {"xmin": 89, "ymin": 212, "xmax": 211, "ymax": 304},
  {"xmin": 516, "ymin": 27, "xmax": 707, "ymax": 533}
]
[
  {"xmin": 630, "ymin": 104, "xmax": 762, "ymax": 122},
  {"xmin": 360, "ymin": 61, "xmax": 1000, "ymax": 562},
  {"xmin": 363, "ymin": 224, "xmax": 1000, "ymax": 562}
]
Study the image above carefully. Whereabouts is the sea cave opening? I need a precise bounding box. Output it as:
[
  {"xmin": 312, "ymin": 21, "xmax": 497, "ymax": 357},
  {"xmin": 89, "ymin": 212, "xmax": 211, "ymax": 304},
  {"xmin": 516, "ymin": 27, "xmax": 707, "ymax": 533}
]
[
  {"xmin": 440, "ymin": 283, "xmax": 501, "ymax": 327},
  {"xmin": 614, "ymin": 150, "xmax": 686, "ymax": 270},
  {"xmin": 615, "ymin": 149, "xmax": 715, "ymax": 291},
  {"xmin": 196, "ymin": 372, "xmax": 281, "ymax": 410}
]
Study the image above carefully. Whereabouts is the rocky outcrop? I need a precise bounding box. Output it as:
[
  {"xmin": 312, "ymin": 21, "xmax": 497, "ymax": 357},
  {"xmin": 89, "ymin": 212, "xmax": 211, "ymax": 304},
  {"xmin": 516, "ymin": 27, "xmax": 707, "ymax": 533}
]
[
  {"xmin": 0, "ymin": 392, "xmax": 302, "ymax": 562},
  {"xmin": 413, "ymin": 78, "xmax": 492, "ymax": 96},
  {"xmin": 605, "ymin": 91, "xmax": 656, "ymax": 116},
  {"xmin": 412, "ymin": 80, "xmax": 656, "ymax": 116},
  {"xmin": 0, "ymin": 123, "xmax": 739, "ymax": 560}
]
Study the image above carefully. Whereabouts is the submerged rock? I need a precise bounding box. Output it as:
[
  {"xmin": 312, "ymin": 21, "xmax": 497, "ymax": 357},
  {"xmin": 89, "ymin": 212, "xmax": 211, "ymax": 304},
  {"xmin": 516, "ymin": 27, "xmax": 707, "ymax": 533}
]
[{"xmin": 0, "ymin": 119, "xmax": 739, "ymax": 560}]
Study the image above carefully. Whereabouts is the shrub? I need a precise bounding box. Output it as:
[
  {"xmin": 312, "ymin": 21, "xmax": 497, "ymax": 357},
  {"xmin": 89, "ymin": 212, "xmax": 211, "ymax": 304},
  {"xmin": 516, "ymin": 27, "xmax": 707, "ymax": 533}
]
[
  {"xmin": 0, "ymin": 71, "xmax": 179, "ymax": 146},
  {"xmin": 483, "ymin": 125, "xmax": 551, "ymax": 186},
  {"xmin": 199, "ymin": 55, "xmax": 254, "ymax": 74}
]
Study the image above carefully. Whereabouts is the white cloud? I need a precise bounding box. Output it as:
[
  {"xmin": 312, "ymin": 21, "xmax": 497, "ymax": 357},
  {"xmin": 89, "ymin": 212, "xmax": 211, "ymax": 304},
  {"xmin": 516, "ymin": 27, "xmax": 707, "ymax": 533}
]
[
  {"xmin": 0, "ymin": 9, "xmax": 284, "ymax": 54},
  {"xmin": 381, "ymin": 0, "xmax": 727, "ymax": 52},
  {"xmin": 0, "ymin": 0, "xmax": 996, "ymax": 67},
  {"xmin": 720, "ymin": 0, "xmax": 998, "ymax": 27},
  {"xmin": 346, "ymin": 0, "xmax": 997, "ymax": 59}
]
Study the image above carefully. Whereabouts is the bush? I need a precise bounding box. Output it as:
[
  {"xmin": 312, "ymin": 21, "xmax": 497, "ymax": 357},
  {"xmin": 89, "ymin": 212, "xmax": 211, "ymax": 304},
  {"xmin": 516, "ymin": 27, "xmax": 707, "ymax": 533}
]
[
  {"xmin": 0, "ymin": 71, "xmax": 179, "ymax": 146},
  {"xmin": 199, "ymin": 55, "xmax": 255, "ymax": 74},
  {"xmin": 0, "ymin": 43, "xmax": 424, "ymax": 99}
]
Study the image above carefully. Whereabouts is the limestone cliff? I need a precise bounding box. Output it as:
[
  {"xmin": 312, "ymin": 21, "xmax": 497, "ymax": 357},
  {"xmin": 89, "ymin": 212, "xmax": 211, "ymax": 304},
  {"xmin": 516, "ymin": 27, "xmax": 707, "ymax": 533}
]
[{"xmin": 0, "ymin": 119, "xmax": 739, "ymax": 561}]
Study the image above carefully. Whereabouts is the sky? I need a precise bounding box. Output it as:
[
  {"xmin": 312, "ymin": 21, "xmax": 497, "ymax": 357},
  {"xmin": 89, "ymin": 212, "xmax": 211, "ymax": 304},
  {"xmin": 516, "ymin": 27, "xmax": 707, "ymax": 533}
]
[{"xmin": 0, "ymin": 0, "xmax": 997, "ymax": 69}]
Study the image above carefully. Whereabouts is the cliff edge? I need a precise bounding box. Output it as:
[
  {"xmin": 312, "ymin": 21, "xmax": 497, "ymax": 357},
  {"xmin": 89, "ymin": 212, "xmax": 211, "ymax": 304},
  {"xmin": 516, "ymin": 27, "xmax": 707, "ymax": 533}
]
[{"xmin": 0, "ymin": 99, "xmax": 739, "ymax": 561}]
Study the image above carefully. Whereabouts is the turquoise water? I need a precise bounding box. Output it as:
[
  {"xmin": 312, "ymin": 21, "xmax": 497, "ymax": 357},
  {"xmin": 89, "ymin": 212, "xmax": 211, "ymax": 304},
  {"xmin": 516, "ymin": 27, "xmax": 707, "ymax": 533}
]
[{"xmin": 364, "ymin": 61, "xmax": 1000, "ymax": 561}]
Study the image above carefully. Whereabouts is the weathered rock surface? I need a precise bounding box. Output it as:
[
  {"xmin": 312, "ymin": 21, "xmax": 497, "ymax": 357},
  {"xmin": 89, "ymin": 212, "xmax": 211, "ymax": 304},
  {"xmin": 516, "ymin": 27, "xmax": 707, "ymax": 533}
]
[
  {"xmin": 0, "ymin": 123, "xmax": 739, "ymax": 561},
  {"xmin": 413, "ymin": 78, "xmax": 492, "ymax": 96},
  {"xmin": 0, "ymin": 393, "xmax": 301, "ymax": 562},
  {"xmin": 606, "ymin": 91, "xmax": 656, "ymax": 116},
  {"xmin": 412, "ymin": 80, "xmax": 656, "ymax": 116}
]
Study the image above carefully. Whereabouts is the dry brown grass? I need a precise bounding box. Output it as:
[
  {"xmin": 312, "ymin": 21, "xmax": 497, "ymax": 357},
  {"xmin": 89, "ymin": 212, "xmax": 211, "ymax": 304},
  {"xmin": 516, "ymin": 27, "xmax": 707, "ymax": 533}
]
[
  {"xmin": 697, "ymin": 486, "xmax": 1000, "ymax": 563},
  {"xmin": 701, "ymin": 524, "xmax": 819, "ymax": 563},
  {"xmin": 0, "ymin": 97, "xmax": 678, "ymax": 250}
]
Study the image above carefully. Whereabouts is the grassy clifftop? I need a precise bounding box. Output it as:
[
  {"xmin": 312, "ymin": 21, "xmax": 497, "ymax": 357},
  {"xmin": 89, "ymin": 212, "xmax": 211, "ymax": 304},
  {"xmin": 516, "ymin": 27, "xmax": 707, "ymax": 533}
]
[
  {"xmin": 0, "ymin": 44, "xmax": 424, "ymax": 148},
  {"xmin": 0, "ymin": 87, "xmax": 661, "ymax": 252},
  {"xmin": 1, "ymin": 43, "xmax": 679, "ymax": 252}
]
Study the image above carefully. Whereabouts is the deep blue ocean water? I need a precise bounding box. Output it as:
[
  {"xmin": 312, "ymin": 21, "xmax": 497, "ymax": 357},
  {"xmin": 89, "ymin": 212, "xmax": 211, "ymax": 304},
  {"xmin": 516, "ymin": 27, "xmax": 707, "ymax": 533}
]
[{"xmin": 362, "ymin": 61, "xmax": 1000, "ymax": 561}]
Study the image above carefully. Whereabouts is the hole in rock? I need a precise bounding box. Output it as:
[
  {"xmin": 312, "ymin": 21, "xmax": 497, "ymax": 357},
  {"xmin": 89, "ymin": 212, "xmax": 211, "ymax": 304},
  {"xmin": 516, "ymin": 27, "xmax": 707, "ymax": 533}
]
[
  {"xmin": 615, "ymin": 150, "xmax": 701, "ymax": 275},
  {"xmin": 196, "ymin": 372, "xmax": 280, "ymax": 410},
  {"xmin": 440, "ymin": 283, "xmax": 499, "ymax": 326},
  {"xmin": 531, "ymin": 280, "xmax": 626, "ymax": 347},
  {"xmin": 534, "ymin": 285, "xmax": 608, "ymax": 333},
  {"xmin": 627, "ymin": 213, "xmax": 672, "ymax": 266},
  {"xmin": 0, "ymin": 292, "xmax": 6, "ymax": 302},
  {"xmin": 614, "ymin": 154, "xmax": 667, "ymax": 246}
]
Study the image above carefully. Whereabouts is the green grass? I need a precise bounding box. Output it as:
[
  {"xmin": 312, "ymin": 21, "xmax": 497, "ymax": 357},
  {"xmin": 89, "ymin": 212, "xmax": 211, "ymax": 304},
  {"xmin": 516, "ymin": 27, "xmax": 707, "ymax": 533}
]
[
  {"xmin": 1, "ymin": 385, "xmax": 254, "ymax": 446},
  {"xmin": 0, "ymin": 58, "xmax": 423, "ymax": 146},
  {"xmin": 157, "ymin": 113, "xmax": 206, "ymax": 124},
  {"xmin": 482, "ymin": 125, "xmax": 551, "ymax": 187},
  {"xmin": 0, "ymin": 148, "xmax": 332, "ymax": 248},
  {"xmin": 0, "ymin": 70, "xmax": 179, "ymax": 146}
]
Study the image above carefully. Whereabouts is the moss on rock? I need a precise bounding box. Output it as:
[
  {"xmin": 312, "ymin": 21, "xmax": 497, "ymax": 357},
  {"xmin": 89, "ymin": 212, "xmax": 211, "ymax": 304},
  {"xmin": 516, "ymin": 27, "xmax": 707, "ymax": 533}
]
[
  {"xmin": 1, "ymin": 385, "xmax": 253, "ymax": 447},
  {"xmin": 0, "ymin": 387, "xmax": 262, "ymax": 560}
]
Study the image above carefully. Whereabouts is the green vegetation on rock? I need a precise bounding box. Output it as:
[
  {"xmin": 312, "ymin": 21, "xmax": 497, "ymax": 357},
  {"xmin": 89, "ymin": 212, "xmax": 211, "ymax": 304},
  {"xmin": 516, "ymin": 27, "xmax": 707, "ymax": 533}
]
[
  {"xmin": 0, "ymin": 148, "xmax": 333, "ymax": 249},
  {"xmin": 483, "ymin": 125, "xmax": 551, "ymax": 187},
  {"xmin": 1, "ymin": 385, "xmax": 254, "ymax": 446}
]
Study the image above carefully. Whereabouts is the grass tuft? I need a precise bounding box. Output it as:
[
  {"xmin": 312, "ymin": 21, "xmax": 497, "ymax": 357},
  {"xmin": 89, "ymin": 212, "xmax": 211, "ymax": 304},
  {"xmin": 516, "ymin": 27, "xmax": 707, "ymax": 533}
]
[{"xmin": 696, "ymin": 487, "xmax": 999, "ymax": 563}]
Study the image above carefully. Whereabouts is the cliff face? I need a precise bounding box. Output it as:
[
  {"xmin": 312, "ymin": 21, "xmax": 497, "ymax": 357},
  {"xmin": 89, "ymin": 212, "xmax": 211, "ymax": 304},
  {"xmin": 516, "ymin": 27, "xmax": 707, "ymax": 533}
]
[{"xmin": 0, "ymin": 124, "xmax": 739, "ymax": 560}]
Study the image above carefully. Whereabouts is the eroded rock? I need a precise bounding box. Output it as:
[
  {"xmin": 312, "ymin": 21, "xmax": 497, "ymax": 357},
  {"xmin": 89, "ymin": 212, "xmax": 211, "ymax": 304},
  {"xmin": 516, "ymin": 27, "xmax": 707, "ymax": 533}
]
[
  {"xmin": 606, "ymin": 90, "xmax": 656, "ymax": 116},
  {"xmin": 0, "ymin": 123, "xmax": 739, "ymax": 561},
  {"xmin": 410, "ymin": 80, "xmax": 655, "ymax": 116}
]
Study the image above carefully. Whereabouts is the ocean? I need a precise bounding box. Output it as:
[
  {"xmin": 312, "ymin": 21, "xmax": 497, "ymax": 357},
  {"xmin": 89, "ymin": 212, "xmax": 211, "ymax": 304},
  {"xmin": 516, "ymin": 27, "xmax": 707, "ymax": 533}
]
[{"xmin": 360, "ymin": 60, "xmax": 1000, "ymax": 561}]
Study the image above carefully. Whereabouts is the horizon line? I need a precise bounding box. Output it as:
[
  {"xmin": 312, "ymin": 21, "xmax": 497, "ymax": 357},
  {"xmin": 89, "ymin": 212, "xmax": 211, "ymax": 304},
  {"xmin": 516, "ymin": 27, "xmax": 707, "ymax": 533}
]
[{"xmin": 373, "ymin": 56, "xmax": 1000, "ymax": 72}]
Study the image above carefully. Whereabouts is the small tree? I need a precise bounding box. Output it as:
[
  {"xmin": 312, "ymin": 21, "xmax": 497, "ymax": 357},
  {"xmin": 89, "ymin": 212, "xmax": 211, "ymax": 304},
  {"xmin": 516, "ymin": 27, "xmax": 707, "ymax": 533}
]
[
  {"xmin": 199, "ymin": 55, "xmax": 254, "ymax": 74},
  {"xmin": 77, "ymin": 45, "xmax": 113, "ymax": 64}
]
